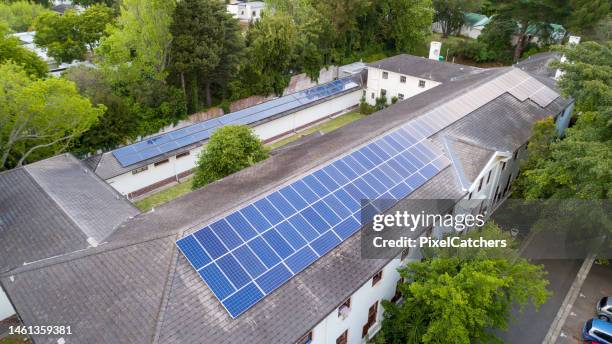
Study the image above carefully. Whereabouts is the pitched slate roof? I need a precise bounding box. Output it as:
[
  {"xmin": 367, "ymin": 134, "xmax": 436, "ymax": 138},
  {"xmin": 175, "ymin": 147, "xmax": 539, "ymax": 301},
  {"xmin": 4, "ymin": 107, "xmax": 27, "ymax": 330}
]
[
  {"xmin": 0, "ymin": 154, "xmax": 139, "ymax": 273},
  {"xmin": 0, "ymin": 62, "xmax": 571, "ymax": 344},
  {"xmin": 367, "ymin": 54, "xmax": 482, "ymax": 83}
]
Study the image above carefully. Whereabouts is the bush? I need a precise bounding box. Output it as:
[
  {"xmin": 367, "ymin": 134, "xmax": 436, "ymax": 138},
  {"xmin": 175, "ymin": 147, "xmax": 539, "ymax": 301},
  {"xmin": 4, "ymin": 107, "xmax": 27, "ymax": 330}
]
[
  {"xmin": 359, "ymin": 96, "xmax": 375, "ymax": 115},
  {"xmin": 192, "ymin": 125, "xmax": 269, "ymax": 189}
]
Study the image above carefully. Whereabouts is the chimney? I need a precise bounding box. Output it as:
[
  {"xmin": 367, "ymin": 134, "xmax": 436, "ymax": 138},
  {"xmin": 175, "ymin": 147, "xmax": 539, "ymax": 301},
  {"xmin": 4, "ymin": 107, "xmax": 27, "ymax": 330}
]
[{"xmin": 429, "ymin": 41, "xmax": 442, "ymax": 61}]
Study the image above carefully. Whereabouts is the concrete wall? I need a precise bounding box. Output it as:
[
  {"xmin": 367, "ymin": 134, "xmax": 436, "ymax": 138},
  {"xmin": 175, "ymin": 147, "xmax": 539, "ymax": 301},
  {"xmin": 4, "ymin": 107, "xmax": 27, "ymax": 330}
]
[
  {"xmin": 366, "ymin": 67, "xmax": 440, "ymax": 106},
  {"xmin": 108, "ymin": 89, "xmax": 362, "ymax": 197}
]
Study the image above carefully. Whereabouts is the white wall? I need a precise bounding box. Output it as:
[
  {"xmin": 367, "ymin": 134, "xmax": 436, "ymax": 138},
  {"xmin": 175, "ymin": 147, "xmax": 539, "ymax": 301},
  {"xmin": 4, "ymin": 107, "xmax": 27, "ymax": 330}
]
[
  {"xmin": 309, "ymin": 248, "xmax": 422, "ymax": 344},
  {"xmin": 366, "ymin": 67, "xmax": 440, "ymax": 106},
  {"xmin": 108, "ymin": 90, "xmax": 362, "ymax": 197},
  {"xmin": 0, "ymin": 287, "xmax": 15, "ymax": 320}
]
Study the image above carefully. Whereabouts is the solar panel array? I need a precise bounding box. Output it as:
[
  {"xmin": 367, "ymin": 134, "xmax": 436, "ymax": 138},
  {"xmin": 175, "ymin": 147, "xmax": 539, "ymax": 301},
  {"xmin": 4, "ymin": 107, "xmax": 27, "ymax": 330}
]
[
  {"xmin": 177, "ymin": 119, "xmax": 451, "ymax": 318},
  {"xmin": 176, "ymin": 67, "xmax": 561, "ymax": 318},
  {"xmin": 112, "ymin": 78, "xmax": 361, "ymax": 167}
]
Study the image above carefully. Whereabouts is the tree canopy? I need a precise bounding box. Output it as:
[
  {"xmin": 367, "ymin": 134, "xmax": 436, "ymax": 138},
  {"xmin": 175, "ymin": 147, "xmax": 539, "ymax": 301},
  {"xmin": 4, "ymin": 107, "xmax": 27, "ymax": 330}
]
[
  {"xmin": 0, "ymin": 62, "xmax": 104, "ymax": 170},
  {"xmin": 433, "ymin": 0, "xmax": 482, "ymax": 37},
  {"xmin": 513, "ymin": 41, "xmax": 611, "ymax": 200},
  {"xmin": 373, "ymin": 223, "xmax": 551, "ymax": 344},
  {"xmin": 0, "ymin": 25, "xmax": 47, "ymax": 77},
  {"xmin": 192, "ymin": 125, "xmax": 269, "ymax": 189},
  {"xmin": 0, "ymin": 1, "xmax": 52, "ymax": 32}
]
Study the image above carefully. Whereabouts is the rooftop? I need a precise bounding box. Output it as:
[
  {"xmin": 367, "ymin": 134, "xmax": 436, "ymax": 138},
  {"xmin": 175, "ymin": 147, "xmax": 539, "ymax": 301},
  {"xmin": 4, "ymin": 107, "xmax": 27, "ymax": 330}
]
[
  {"xmin": 0, "ymin": 56, "xmax": 569, "ymax": 343},
  {"xmin": 367, "ymin": 54, "xmax": 482, "ymax": 83}
]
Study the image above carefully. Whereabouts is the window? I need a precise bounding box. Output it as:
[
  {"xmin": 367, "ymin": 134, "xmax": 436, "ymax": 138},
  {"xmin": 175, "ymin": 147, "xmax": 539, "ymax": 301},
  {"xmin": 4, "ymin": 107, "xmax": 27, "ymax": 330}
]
[
  {"xmin": 401, "ymin": 247, "xmax": 410, "ymax": 260},
  {"xmin": 382, "ymin": 71, "xmax": 388, "ymax": 79},
  {"xmin": 241, "ymin": 10, "xmax": 244, "ymax": 15},
  {"xmin": 336, "ymin": 330, "xmax": 348, "ymax": 344},
  {"xmin": 468, "ymin": 192, "xmax": 472, "ymax": 200},
  {"xmin": 391, "ymin": 279, "xmax": 403, "ymax": 303},
  {"xmin": 501, "ymin": 161, "xmax": 506, "ymax": 171},
  {"xmin": 398, "ymin": 93, "xmax": 404, "ymax": 100},
  {"xmin": 338, "ymin": 298, "xmax": 351, "ymax": 317},
  {"xmin": 362, "ymin": 301, "xmax": 379, "ymax": 338},
  {"xmin": 252, "ymin": 10, "xmax": 256, "ymax": 16},
  {"xmin": 176, "ymin": 151, "xmax": 190, "ymax": 159},
  {"xmin": 418, "ymin": 80, "xmax": 426, "ymax": 88},
  {"xmin": 371, "ymin": 92, "xmax": 375, "ymax": 99},
  {"xmin": 486, "ymin": 170, "xmax": 492, "ymax": 184},
  {"xmin": 131, "ymin": 166, "xmax": 148, "ymax": 175},
  {"xmin": 154, "ymin": 159, "xmax": 169, "ymax": 167},
  {"xmin": 594, "ymin": 330, "xmax": 612, "ymax": 343},
  {"xmin": 477, "ymin": 178, "xmax": 483, "ymax": 192},
  {"xmin": 400, "ymin": 75, "xmax": 406, "ymax": 83},
  {"xmin": 513, "ymin": 150, "xmax": 518, "ymax": 160},
  {"xmin": 372, "ymin": 270, "xmax": 383, "ymax": 286},
  {"xmin": 380, "ymin": 89, "xmax": 386, "ymax": 96},
  {"xmin": 297, "ymin": 332, "xmax": 312, "ymax": 344}
]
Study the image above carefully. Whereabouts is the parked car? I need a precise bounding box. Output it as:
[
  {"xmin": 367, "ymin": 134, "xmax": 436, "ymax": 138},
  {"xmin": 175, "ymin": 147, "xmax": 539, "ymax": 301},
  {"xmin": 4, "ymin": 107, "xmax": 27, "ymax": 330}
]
[
  {"xmin": 583, "ymin": 318, "xmax": 612, "ymax": 344},
  {"xmin": 598, "ymin": 297, "xmax": 612, "ymax": 321}
]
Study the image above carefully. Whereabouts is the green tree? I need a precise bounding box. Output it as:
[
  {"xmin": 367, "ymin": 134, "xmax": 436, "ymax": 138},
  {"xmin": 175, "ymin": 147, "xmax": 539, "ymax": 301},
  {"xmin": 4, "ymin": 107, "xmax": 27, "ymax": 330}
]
[
  {"xmin": 63, "ymin": 66, "xmax": 138, "ymax": 153},
  {"xmin": 378, "ymin": 223, "xmax": 551, "ymax": 344},
  {"xmin": 34, "ymin": 5, "xmax": 114, "ymax": 63},
  {"xmin": 476, "ymin": 15, "xmax": 517, "ymax": 63},
  {"xmin": 490, "ymin": 0, "xmax": 570, "ymax": 61},
  {"xmin": 192, "ymin": 125, "xmax": 269, "ymax": 189},
  {"xmin": 433, "ymin": 0, "xmax": 482, "ymax": 37},
  {"xmin": 514, "ymin": 41, "xmax": 611, "ymax": 200},
  {"xmin": 382, "ymin": 0, "xmax": 434, "ymax": 53},
  {"xmin": 0, "ymin": 24, "xmax": 47, "ymax": 77},
  {"xmin": 245, "ymin": 13, "xmax": 298, "ymax": 95},
  {"xmin": 0, "ymin": 62, "xmax": 104, "ymax": 170},
  {"xmin": 566, "ymin": 0, "xmax": 610, "ymax": 35},
  {"xmin": 0, "ymin": 1, "xmax": 52, "ymax": 32},
  {"xmin": 169, "ymin": 0, "xmax": 243, "ymax": 111}
]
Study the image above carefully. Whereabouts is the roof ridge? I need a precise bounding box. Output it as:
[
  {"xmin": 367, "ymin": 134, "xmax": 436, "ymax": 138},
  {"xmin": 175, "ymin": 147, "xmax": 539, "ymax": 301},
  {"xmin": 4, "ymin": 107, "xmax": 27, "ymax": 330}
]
[{"xmin": 151, "ymin": 234, "xmax": 182, "ymax": 344}]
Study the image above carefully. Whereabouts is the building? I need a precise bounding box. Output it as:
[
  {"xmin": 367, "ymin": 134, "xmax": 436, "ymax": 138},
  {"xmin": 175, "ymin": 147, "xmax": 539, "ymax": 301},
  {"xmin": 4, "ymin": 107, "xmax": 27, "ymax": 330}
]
[
  {"xmin": 227, "ymin": 1, "xmax": 265, "ymax": 22},
  {"xmin": 0, "ymin": 54, "xmax": 573, "ymax": 343},
  {"xmin": 86, "ymin": 76, "xmax": 364, "ymax": 199},
  {"xmin": 365, "ymin": 54, "xmax": 480, "ymax": 106},
  {"xmin": 0, "ymin": 154, "xmax": 139, "ymax": 322}
]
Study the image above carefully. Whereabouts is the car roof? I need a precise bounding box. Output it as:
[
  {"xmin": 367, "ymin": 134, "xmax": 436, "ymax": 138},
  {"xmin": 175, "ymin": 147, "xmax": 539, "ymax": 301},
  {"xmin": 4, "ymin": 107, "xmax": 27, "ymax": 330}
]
[{"xmin": 592, "ymin": 318, "xmax": 612, "ymax": 333}]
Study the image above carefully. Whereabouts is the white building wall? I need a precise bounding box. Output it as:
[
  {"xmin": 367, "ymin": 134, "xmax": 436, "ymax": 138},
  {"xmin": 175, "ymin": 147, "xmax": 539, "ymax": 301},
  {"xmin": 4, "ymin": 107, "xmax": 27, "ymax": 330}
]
[
  {"xmin": 108, "ymin": 90, "xmax": 362, "ymax": 197},
  {"xmin": 366, "ymin": 67, "xmax": 440, "ymax": 106},
  {"xmin": 309, "ymin": 247, "xmax": 422, "ymax": 344},
  {"xmin": 0, "ymin": 288, "xmax": 15, "ymax": 320}
]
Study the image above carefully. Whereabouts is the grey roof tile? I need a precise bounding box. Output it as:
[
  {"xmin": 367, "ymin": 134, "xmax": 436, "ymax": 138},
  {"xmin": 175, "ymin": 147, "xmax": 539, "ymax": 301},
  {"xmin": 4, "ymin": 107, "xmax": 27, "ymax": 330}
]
[{"xmin": 367, "ymin": 54, "xmax": 482, "ymax": 82}]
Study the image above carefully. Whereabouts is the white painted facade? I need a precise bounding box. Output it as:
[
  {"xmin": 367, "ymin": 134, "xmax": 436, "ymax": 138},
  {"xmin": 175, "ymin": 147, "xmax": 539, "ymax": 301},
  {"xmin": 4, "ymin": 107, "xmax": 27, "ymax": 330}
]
[
  {"xmin": 365, "ymin": 67, "xmax": 440, "ymax": 106},
  {"xmin": 306, "ymin": 241, "xmax": 423, "ymax": 344},
  {"xmin": 107, "ymin": 89, "xmax": 362, "ymax": 197},
  {"xmin": 0, "ymin": 287, "xmax": 14, "ymax": 320}
]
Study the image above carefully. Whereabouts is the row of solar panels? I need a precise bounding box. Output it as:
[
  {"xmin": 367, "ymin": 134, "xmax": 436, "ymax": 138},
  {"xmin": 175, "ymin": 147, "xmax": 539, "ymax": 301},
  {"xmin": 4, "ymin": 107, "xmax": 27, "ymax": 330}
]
[
  {"xmin": 177, "ymin": 118, "xmax": 450, "ymax": 317},
  {"xmin": 112, "ymin": 78, "xmax": 361, "ymax": 167},
  {"xmin": 176, "ymin": 68, "xmax": 561, "ymax": 318}
]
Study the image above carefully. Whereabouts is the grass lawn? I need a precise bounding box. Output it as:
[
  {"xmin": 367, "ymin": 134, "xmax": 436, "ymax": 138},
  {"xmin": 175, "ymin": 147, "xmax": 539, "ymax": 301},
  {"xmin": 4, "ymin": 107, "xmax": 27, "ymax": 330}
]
[
  {"xmin": 134, "ymin": 179, "xmax": 193, "ymax": 211},
  {"xmin": 0, "ymin": 336, "xmax": 28, "ymax": 344},
  {"xmin": 267, "ymin": 111, "xmax": 365, "ymax": 150}
]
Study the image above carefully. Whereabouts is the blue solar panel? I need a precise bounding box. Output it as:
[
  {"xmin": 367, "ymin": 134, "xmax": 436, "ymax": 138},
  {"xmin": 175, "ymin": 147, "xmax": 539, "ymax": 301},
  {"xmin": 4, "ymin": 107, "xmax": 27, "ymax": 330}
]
[
  {"xmin": 177, "ymin": 121, "xmax": 450, "ymax": 318},
  {"xmin": 113, "ymin": 78, "xmax": 360, "ymax": 167}
]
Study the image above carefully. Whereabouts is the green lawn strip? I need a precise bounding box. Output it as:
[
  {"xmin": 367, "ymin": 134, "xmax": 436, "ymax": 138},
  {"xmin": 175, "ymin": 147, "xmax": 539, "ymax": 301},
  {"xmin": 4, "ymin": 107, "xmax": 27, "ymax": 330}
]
[
  {"xmin": 0, "ymin": 335, "xmax": 28, "ymax": 344},
  {"xmin": 268, "ymin": 111, "xmax": 365, "ymax": 150},
  {"xmin": 134, "ymin": 179, "xmax": 193, "ymax": 211}
]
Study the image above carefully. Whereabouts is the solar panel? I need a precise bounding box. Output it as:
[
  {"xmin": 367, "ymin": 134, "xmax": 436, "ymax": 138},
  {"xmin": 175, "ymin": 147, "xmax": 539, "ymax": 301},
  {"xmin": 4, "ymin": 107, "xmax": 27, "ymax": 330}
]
[
  {"xmin": 177, "ymin": 122, "xmax": 450, "ymax": 318},
  {"xmin": 112, "ymin": 78, "xmax": 361, "ymax": 167}
]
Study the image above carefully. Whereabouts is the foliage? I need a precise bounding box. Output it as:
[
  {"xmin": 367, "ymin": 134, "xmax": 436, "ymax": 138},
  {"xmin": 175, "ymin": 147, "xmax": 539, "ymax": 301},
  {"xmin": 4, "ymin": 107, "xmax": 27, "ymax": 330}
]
[
  {"xmin": 63, "ymin": 66, "xmax": 138, "ymax": 153},
  {"xmin": 0, "ymin": 1, "xmax": 52, "ymax": 32},
  {"xmin": 34, "ymin": 5, "xmax": 115, "ymax": 63},
  {"xmin": 489, "ymin": 0, "xmax": 570, "ymax": 61},
  {"xmin": 378, "ymin": 223, "xmax": 551, "ymax": 344},
  {"xmin": 566, "ymin": 0, "xmax": 610, "ymax": 34},
  {"xmin": 475, "ymin": 16, "xmax": 516, "ymax": 63},
  {"xmin": 359, "ymin": 97, "xmax": 375, "ymax": 115},
  {"xmin": 433, "ymin": 0, "xmax": 482, "ymax": 37},
  {"xmin": 169, "ymin": 0, "xmax": 243, "ymax": 111},
  {"xmin": 192, "ymin": 125, "xmax": 269, "ymax": 189},
  {"xmin": 0, "ymin": 25, "xmax": 47, "ymax": 77},
  {"xmin": 381, "ymin": 0, "xmax": 435, "ymax": 53},
  {"xmin": 514, "ymin": 41, "xmax": 612, "ymax": 200},
  {"xmin": 0, "ymin": 62, "xmax": 104, "ymax": 170},
  {"xmin": 96, "ymin": 0, "xmax": 187, "ymax": 139}
]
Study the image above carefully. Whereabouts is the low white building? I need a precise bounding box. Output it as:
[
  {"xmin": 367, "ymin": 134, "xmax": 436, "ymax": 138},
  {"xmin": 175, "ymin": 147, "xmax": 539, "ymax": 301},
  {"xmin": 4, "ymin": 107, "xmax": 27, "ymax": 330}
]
[
  {"xmin": 86, "ymin": 76, "xmax": 365, "ymax": 198},
  {"xmin": 365, "ymin": 54, "xmax": 480, "ymax": 106},
  {"xmin": 227, "ymin": 1, "xmax": 265, "ymax": 22}
]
